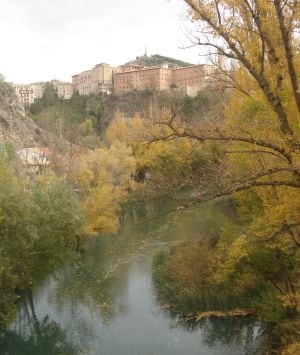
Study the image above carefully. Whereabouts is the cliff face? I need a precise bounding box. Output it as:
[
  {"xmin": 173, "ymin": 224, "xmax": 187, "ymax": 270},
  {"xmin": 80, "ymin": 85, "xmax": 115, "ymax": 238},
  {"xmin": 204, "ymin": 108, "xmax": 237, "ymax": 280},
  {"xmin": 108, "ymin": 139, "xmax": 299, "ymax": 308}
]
[{"xmin": 0, "ymin": 79, "xmax": 67, "ymax": 152}]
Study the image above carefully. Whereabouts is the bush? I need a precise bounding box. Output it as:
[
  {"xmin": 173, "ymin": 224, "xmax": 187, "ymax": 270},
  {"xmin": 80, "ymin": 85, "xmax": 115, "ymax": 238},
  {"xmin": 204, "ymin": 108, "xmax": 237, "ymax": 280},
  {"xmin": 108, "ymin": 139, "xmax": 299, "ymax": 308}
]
[{"xmin": 0, "ymin": 160, "xmax": 83, "ymax": 325}]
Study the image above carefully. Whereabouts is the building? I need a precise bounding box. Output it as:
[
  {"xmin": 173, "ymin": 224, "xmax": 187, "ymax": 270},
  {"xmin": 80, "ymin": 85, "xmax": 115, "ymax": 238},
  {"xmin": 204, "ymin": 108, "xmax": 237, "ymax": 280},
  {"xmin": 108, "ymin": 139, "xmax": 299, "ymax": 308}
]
[
  {"xmin": 172, "ymin": 64, "xmax": 216, "ymax": 96},
  {"xmin": 72, "ymin": 63, "xmax": 120, "ymax": 95},
  {"xmin": 114, "ymin": 65, "xmax": 173, "ymax": 93},
  {"xmin": 52, "ymin": 80, "xmax": 73, "ymax": 99},
  {"xmin": 14, "ymin": 82, "xmax": 45, "ymax": 106},
  {"xmin": 72, "ymin": 70, "xmax": 92, "ymax": 96},
  {"xmin": 14, "ymin": 80, "xmax": 73, "ymax": 106},
  {"xmin": 113, "ymin": 63, "xmax": 215, "ymax": 96}
]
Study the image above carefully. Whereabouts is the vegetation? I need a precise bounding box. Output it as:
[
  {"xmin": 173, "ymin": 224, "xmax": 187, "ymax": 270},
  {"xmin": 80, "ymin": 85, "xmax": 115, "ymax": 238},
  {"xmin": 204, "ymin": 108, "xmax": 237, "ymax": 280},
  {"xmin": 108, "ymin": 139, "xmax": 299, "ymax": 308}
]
[
  {"xmin": 0, "ymin": 144, "xmax": 83, "ymax": 325},
  {"xmin": 126, "ymin": 53, "xmax": 193, "ymax": 68},
  {"xmin": 28, "ymin": 84, "xmax": 224, "ymax": 148},
  {"xmin": 153, "ymin": 239, "xmax": 250, "ymax": 316},
  {"xmin": 150, "ymin": 0, "xmax": 300, "ymax": 351},
  {"xmin": 71, "ymin": 142, "xmax": 136, "ymax": 235},
  {"xmin": 2, "ymin": 1, "xmax": 300, "ymax": 352},
  {"xmin": 29, "ymin": 88, "xmax": 104, "ymax": 147}
]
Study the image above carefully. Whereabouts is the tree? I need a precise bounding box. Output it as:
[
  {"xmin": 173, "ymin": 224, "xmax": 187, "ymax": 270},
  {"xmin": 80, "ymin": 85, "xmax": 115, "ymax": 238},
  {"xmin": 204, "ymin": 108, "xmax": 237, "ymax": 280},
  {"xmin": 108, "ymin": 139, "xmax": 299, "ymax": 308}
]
[
  {"xmin": 0, "ymin": 157, "xmax": 83, "ymax": 325},
  {"xmin": 161, "ymin": 0, "xmax": 300, "ymax": 240},
  {"xmin": 184, "ymin": 0, "xmax": 300, "ymax": 134},
  {"xmin": 72, "ymin": 142, "xmax": 136, "ymax": 236},
  {"xmin": 148, "ymin": 0, "xmax": 300, "ymax": 321}
]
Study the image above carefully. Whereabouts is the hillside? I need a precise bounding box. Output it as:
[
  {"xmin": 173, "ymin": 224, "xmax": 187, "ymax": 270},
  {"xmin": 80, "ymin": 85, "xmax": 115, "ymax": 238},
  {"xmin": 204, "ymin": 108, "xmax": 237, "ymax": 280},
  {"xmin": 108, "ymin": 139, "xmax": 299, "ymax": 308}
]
[
  {"xmin": 125, "ymin": 54, "xmax": 193, "ymax": 68},
  {"xmin": 28, "ymin": 86, "xmax": 227, "ymax": 148},
  {"xmin": 0, "ymin": 78, "xmax": 68, "ymax": 152}
]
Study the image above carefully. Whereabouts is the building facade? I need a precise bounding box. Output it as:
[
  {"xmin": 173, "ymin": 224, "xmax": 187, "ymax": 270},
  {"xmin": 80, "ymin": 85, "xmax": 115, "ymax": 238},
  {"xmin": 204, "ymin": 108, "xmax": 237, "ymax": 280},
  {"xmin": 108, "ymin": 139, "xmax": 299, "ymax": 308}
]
[
  {"xmin": 14, "ymin": 80, "xmax": 73, "ymax": 106},
  {"xmin": 72, "ymin": 63, "xmax": 120, "ymax": 96},
  {"xmin": 172, "ymin": 64, "xmax": 214, "ymax": 91},
  {"xmin": 14, "ymin": 82, "xmax": 45, "ymax": 106},
  {"xmin": 113, "ymin": 63, "xmax": 215, "ymax": 96},
  {"xmin": 114, "ymin": 65, "xmax": 173, "ymax": 93},
  {"xmin": 52, "ymin": 81, "xmax": 73, "ymax": 99}
]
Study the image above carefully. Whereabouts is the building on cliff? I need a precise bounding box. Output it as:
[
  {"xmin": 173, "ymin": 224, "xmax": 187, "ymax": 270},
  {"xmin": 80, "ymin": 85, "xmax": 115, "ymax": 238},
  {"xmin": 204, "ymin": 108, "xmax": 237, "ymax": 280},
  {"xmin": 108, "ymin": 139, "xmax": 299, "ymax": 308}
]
[
  {"xmin": 72, "ymin": 63, "xmax": 121, "ymax": 95},
  {"xmin": 113, "ymin": 63, "xmax": 215, "ymax": 96},
  {"xmin": 113, "ymin": 64, "xmax": 173, "ymax": 93},
  {"xmin": 14, "ymin": 80, "xmax": 73, "ymax": 106},
  {"xmin": 72, "ymin": 61, "xmax": 217, "ymax": 97}
]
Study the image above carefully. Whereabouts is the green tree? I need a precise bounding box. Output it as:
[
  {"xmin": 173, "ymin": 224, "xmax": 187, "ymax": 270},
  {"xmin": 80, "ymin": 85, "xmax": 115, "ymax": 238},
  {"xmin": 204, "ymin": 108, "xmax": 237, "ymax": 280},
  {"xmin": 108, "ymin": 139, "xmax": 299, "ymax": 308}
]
[{"xmin": 0, "ymin": 158, "xmax": 83, "ymax": 325}]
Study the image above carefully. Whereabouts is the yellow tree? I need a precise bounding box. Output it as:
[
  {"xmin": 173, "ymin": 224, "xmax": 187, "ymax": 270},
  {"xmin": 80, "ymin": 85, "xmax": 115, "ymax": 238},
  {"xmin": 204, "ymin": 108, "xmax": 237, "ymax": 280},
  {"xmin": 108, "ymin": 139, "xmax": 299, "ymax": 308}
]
[
  {"xmin": 168, "ymin": 0, "xmax": 300, "ymax": 239},
  {"xmin": 74, "ymin": 142, "xmax": 136, "ymax": 236},
  {"xmin": 150, "ymin": 0, "xmax": 300, "ymax": 317}
]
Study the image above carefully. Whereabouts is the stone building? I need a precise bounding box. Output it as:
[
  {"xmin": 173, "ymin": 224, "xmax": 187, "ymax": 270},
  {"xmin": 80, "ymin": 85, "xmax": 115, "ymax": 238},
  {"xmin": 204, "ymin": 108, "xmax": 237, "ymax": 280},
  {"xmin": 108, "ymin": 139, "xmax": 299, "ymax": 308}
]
[
  {"xmin": 113, "ymin": 63, "xmax": 215, "ymax": 96},
  {"xmin": 52, "ymin": 81, "xmax": 73, "ymax": 99},
  {"xmin": 14, "ymin": 80, "xmax": 73, "ymax": 106},
  {"xmin": 72, "ymin": 63, "xmax": 120, "ymax": 95},
  {"xmin": 14, "ymin": 82, "xmax": 45, "ymax": 106},
  {"xmin": 114, "ymin": 66, "xmax": 173, "ymax": 93},
  {"xmin": 172, "ymin": 64, "xmax": 215, "ymax": 96}
]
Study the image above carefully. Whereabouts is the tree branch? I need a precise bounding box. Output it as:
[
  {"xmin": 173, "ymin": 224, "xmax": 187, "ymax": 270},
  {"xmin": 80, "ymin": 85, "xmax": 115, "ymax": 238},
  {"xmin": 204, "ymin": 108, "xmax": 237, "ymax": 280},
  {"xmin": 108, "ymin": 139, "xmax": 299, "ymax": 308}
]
[
  {"xmin": 152, "ymin": 122, "xmax": 292, "ymax": 163},
  {"xmin": 184, "ymin": 0, "xmax": 294, "ymax": 136},
  {"xmin": 274, "ymin": 0, "xmax": 300, "ymax": 113}
]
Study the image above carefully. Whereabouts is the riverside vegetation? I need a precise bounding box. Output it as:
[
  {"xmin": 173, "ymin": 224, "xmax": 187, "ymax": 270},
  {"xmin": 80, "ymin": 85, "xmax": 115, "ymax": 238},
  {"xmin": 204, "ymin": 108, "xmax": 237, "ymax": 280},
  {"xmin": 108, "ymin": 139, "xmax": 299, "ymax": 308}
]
[
  {"xmin": 0, "ymin": 145, "xmax": 83, "ymax": 324},
  {"xmin": 152, "ymin": 1, "xmax": 300, "ymax": 353},
  {"xmin": 1, "ymin": 1, "xmax": 300, "ymax": 353}
]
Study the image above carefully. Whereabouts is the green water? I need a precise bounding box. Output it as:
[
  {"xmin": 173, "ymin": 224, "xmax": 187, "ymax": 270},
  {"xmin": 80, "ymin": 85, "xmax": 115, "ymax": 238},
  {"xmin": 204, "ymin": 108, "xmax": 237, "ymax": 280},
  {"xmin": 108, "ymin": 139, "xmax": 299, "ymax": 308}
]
[{"xmin": 1, "ymin": 200, "xmax": 263, "ymax": 354}]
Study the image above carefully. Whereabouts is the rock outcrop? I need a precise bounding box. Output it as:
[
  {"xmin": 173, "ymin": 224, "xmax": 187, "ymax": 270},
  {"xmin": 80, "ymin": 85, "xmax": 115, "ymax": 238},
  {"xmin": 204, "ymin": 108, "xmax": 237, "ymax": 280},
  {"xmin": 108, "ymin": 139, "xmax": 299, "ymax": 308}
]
[{"xmin": 0, "ymin": 79, "xmax": 68, "ymax": 152}]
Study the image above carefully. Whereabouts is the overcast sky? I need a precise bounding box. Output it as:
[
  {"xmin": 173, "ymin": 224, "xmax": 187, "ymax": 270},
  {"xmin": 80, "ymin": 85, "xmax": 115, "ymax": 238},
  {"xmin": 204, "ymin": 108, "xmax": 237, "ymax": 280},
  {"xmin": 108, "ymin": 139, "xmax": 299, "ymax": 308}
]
[{"xmin": 0, "ymin": 0, "xmax": 203, "ymax": 84}]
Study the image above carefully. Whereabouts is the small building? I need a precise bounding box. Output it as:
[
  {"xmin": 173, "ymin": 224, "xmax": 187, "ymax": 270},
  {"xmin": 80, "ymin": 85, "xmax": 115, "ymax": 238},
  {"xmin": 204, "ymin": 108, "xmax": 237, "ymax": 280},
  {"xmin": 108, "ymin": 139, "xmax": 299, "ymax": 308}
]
[
  {"xmin": 14, "ymin": 80, "xmax": 73, "ymax": 107},
  {"xmin": 17, "ymin": 147, "xmax": 51, "ymax": 175}
]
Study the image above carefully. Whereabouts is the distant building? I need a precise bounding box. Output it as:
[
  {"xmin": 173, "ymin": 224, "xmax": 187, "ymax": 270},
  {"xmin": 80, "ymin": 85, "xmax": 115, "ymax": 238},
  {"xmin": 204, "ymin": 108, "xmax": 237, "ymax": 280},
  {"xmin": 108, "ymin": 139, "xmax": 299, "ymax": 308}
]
[
  {"xmin": 14, "ymin": 83, "xmax": 45, "ymax": 106},
  {"xmin": 15, "ymin": 57, "xmax": 218, "ymax": 104},
  {"xmin": 72, "ymin": 63, "xmax": 120, "ymax": 95},
  {"xmin": 14, "ymin": 80, "xmax": 73, "ymax": 106},
  {"xmin": 113, "ymin": 63, "xmax": 215, "ymax": 96},
  {"xmin": 52, "ymin": 81, "xmax": 73, "ymax": 99},
  {"xmin": 172, "ymin": 64, "xmax": 216, "ymax": 96},
  {"xmin": 114, "ymin": 66, "xmax": 173, "ymax": 93}
]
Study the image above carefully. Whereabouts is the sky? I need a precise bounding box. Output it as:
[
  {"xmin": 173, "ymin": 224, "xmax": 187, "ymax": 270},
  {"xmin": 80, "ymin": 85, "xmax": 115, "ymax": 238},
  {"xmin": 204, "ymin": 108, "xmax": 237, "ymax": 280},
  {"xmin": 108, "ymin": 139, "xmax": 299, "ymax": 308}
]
[{"xmin": 0, "ymin": 0, "xmax": 203, "ymax": 84}]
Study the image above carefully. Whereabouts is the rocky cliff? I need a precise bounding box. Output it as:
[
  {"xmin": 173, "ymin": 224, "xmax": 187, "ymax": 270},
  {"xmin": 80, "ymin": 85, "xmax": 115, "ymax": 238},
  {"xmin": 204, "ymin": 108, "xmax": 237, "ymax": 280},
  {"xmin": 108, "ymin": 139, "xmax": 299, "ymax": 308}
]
[{"xmin": 0, "ymin": 79, "xmax": 67, "ymax": 152}]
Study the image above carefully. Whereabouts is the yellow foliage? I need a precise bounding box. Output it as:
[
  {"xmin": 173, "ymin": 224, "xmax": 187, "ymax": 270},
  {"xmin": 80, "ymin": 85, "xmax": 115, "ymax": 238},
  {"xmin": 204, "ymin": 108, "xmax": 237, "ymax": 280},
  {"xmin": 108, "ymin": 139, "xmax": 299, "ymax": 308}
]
[
  {"xmin": 216, "ymin": 236, "xmax": 249, "ymax": 283},
  {"xmin": 281, "ymin": 342, "xmax": 300, "ymax": 355},
  {"xmin": 71, "ymin": 141, "xmax": 136, "ymax": 236},
  {"xmin": 81, "ymin": 183, "xmax": 121, "ymax": 236}
]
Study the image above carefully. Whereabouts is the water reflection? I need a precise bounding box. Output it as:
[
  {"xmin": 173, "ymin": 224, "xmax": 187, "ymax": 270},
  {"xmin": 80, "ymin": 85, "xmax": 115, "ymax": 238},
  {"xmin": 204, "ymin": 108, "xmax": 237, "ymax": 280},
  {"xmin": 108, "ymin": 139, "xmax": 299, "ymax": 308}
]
[
  {"xmin": 54, "ymin": 244, "xmax": 131, "ymax": 324},
  {"xmin": 1, "ymin": 291, "xmax": 77, "ymax": 354},
  {"xmin": 2, "ymin": 200, "xmax": 265, "ymax": 354},
  {"xmin": 174, "ymin": 317, "xmax": 264, "ymax": 354}
]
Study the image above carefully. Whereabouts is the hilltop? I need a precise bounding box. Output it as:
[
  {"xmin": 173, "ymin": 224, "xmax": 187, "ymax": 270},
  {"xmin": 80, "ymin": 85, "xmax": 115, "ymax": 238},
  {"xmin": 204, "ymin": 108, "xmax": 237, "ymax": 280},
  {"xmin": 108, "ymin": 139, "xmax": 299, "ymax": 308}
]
[{"xmin": 125, "ymin": 54, "xmax": 193, "ymax": 68}]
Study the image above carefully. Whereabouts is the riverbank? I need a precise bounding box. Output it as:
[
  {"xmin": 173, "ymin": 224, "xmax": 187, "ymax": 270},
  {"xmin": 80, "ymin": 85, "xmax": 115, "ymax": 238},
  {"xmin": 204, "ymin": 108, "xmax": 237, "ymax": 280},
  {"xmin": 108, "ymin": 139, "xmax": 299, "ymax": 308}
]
[
  {"xmin": 1, "ymin": 200, "xmax": 264, "ymax": 354},
  {"xmin": 152, "ymin": 235, "xmax": 300, "ymax": 353}
]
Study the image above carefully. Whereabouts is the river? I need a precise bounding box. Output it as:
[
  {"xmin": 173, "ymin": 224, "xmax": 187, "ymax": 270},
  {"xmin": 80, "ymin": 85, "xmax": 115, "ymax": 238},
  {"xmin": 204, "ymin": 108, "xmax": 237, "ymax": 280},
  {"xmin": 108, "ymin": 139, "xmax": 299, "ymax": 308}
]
[{"xmin": 2, "ymin": 200, "xmax": 264, "ymax": 354}]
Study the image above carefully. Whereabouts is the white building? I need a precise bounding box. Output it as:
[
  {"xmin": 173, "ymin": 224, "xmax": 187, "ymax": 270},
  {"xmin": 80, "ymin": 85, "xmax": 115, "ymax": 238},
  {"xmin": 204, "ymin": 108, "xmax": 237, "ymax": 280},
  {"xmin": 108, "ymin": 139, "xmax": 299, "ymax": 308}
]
[{"xmin": 14, "ymin": 80, "xmax": 73, "ymax": 106}]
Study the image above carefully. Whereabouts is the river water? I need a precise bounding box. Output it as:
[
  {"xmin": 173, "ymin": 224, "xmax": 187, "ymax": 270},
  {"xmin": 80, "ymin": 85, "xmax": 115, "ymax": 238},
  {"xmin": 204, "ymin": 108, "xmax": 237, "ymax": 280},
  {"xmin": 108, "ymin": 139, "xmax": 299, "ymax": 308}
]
[{"xmin": 2, "ymin": 200, "xmax": 263, "ymax": 354}]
